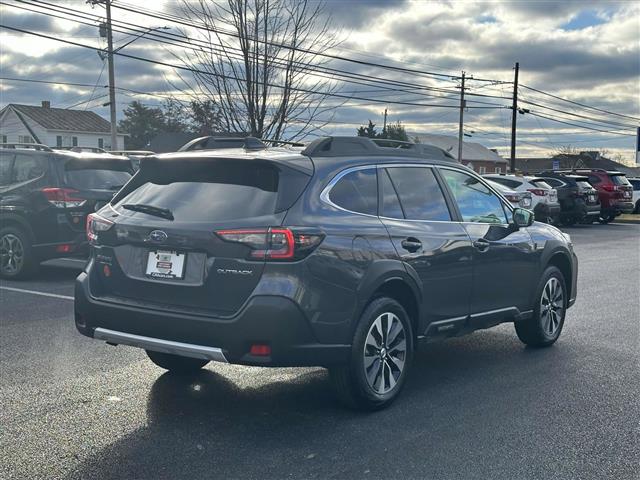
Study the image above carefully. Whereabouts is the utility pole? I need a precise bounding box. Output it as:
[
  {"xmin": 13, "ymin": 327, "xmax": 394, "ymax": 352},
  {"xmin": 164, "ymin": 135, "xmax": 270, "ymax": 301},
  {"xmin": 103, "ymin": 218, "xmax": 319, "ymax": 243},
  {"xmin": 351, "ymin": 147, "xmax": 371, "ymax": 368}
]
[
  {"xmin": 457, "ymin": 71, "xmax": 466, "ymax": 163},
  {"xmin": 510, "ymin": 62, "xmax": 520, "ymax": 173},
  {"xmin": 382, "ymin": 108, "xmax": 388, "ymax": 136},
  {"xmin": 105, "ymin": 0, "xmax": 117, "ymax": 150}
]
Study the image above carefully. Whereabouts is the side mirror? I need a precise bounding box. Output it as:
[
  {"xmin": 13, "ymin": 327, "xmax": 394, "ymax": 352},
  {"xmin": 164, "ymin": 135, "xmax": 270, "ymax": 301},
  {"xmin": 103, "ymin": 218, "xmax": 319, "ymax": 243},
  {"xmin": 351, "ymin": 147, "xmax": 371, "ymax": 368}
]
[{"xmin": 513, "ymin": 208, "xmax": 534, "ymax": 228}]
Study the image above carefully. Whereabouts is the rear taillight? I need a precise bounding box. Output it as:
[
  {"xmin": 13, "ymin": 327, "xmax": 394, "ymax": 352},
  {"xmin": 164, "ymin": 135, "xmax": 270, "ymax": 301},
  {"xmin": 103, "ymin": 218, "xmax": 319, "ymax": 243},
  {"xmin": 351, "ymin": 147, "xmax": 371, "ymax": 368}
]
[
  {"xmin": 215, "ymin": 227, "xmax": 323, "ymax": 261},
  {"xmin": 527, "ymin": 188, "xmax": 548, "ymax": 197},
  {"xmin": 602, "ymin": 184, "xmax": 620, "ymax": 192},
  {"xmin": 86, "ymin": 212, "xmax": 114, "ymax": 244},
  {"xmin": 41, "ymin": 187, "xmax": 86, "ymax": 208},
  {"xmin": 504, "ymin": 193, "xmax": 520, "ymax": 203}
]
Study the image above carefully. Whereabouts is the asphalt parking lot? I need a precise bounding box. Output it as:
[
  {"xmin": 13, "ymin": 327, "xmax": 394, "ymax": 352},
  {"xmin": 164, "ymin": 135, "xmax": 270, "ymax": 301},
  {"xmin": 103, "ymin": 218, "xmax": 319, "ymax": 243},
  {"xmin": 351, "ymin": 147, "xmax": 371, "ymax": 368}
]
[{"xmin": 1, "ymin": 223, "xmax": 638, "ymax": 480}]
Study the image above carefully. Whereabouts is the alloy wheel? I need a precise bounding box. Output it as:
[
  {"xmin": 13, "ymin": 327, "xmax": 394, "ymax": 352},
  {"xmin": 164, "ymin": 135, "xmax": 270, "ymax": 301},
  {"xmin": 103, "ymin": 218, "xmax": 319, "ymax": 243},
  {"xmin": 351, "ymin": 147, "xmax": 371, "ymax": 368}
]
[
  {"xmin": 540, "ymin": 277, "xmax": 564, "ymax": 337},
  {"xmin": 363, "ymin": 312, "xmax": 407, "ymax": 395},
  {"xmin": 0, "ymin": 233, "xmax": 25, "ymax": 275}
]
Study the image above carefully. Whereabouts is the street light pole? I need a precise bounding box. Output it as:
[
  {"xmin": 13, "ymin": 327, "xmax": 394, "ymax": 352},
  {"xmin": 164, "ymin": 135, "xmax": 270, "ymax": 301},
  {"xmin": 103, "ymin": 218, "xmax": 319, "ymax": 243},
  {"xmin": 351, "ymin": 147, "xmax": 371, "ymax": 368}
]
[{"xmin": 104, "ymin": 0, "xmax": 118, "ymax": 151}]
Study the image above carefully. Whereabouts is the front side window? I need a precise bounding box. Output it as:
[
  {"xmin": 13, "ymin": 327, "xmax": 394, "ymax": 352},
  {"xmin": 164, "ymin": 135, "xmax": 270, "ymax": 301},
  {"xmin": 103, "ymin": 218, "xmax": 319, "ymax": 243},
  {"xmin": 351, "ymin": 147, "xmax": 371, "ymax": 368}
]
[
  {"xmin": 441, "ymin": 169, "xmax": 509, "ymax": 224},
  {"xmin": 385, "ymin": 167, "xmax": 450, "ymax": 221},
  {"xmin": 329, "ymin": 168, "xmax": 378, "ymax": 216}
]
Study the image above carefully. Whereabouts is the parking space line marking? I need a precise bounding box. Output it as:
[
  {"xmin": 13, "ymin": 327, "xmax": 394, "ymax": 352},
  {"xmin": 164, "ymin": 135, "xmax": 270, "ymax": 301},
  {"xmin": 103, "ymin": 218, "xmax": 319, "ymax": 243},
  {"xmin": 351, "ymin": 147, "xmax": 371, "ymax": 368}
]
[{"xmin": 0, "ymin": 286, "xmax": 73, "ymax": 300}]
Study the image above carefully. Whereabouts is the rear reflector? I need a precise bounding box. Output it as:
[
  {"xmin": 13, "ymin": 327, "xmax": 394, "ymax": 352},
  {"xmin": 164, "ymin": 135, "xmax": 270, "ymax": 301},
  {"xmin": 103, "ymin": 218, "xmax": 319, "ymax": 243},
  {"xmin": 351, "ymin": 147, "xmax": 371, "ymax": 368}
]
[
  {"xmin": 56, "ymin": 244, "xmax": 74, "ymax": 253},
  {"xmin": 250, "ymin": 344, "xmax": 271, "ymax": 356},
  {"xmin": 41, "ymin": 187, "xmax": 86, "ymax": 208},
  {"xmin": 215, "ymin": 227, "xmax": 322, "ymax": 261},
  {"xmin": 527, "ymin": 188, "xmax": 548, "ymax": 196}
]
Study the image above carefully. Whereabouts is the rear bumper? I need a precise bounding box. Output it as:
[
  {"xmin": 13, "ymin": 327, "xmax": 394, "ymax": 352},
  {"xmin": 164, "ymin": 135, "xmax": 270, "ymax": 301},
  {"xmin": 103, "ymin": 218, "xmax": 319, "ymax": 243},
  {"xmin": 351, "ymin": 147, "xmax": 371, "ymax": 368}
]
[
  {"xmin": 602, "ymin": 202, "xmax": 634, "ymax": 216},
  {"xmin": 74, "ymin": 272, "xmax": 350, "ymax": 367}
]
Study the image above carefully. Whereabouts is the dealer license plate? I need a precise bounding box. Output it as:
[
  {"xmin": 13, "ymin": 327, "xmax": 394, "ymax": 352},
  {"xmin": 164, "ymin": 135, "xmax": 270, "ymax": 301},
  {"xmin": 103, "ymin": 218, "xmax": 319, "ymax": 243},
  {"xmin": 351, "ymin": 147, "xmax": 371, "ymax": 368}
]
[{"xmin": 146, "ymin": 250, "xmax": 186, "ymax": 279}]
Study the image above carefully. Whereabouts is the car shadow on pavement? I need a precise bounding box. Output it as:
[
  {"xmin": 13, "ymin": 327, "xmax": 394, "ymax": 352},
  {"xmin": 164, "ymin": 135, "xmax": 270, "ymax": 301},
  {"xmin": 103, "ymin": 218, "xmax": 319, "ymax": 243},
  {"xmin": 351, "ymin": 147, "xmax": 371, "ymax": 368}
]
[{"xmin": 63, "ymin": 327, "xmax": 617, "ymax": 480}]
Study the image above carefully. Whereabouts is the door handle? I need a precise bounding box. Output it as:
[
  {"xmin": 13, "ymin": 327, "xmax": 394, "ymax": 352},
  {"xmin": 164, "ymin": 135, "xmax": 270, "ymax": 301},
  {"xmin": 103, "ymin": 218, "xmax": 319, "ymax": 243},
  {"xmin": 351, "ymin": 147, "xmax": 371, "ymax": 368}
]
[
  {"xmin": 472, "ymin": 238, "xmax": 491, "ymax": 252},
  {"xmin": 401, "ymin": 238, "xmax": 422, "ymax": 252}
]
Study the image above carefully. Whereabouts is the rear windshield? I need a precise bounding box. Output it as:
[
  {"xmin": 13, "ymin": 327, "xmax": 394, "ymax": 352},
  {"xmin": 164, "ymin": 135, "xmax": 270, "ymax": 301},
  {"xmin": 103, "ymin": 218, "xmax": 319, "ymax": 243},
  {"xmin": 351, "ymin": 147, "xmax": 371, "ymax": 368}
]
[
  {"xmin": 575, "ymin": 180, "xmax": 593, "ymax": 190},
  {"xmin": 530, "ymin": 179, "xmax": 552, "ymax": 190},
  {"xmin": 64, "ymin": 169, "xmax": 132, "ymax": 190},
  {"xmin": 114, "ymin": 160, "xmax": 309, "ymax": 222},
  {"xmin": 610, "ymin": 174, "xmax": 630, "ymax": 186}
]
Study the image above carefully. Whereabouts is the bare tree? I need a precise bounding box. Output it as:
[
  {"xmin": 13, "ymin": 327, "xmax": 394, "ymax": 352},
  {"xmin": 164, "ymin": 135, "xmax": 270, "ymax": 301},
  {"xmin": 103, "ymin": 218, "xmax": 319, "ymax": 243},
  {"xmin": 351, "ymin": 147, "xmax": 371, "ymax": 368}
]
[
  {"xmin": 172, "ymin": 0, "xmax": 342, "ymax": 141},
  {"xmin": 553, "ymin": 145, "xmax": 584, "ymax": 169}
]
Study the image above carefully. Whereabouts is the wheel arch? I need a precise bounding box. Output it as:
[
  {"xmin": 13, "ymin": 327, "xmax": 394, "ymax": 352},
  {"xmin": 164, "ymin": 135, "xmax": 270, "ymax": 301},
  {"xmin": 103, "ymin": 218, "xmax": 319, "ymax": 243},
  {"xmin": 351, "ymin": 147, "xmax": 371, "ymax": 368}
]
[
  {"xmin": 546, "ymin": 251, "xmax": 573, "ymax": 301},
  {"xmin": 356, "ymin": 260, "xmax": 422, "ymax": 339},
  {"xmin": 0, "ymin": 214, "xmax": 36, "ymax": 243}
]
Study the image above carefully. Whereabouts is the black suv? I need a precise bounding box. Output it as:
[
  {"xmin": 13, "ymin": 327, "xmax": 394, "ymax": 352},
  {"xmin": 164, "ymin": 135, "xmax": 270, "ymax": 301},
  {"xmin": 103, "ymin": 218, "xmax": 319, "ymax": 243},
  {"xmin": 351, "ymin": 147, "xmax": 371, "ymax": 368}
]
[
  {"xmin": 75, "ymin": 137, "xmax": 578, "ymax": 410},
  {"xmin": 0, "ymin": 144, "xmax": 133, "ymax": 278},
  {"xmin": 538, "ymin": 172, "xmax": 600, "ymax": 226}
]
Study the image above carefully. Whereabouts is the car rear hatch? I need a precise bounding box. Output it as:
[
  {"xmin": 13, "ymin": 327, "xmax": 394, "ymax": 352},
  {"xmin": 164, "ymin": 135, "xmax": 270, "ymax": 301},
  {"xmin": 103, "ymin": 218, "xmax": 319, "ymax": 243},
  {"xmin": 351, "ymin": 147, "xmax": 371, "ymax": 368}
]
[
  {"xmin": 57, "ymin": 154, "xmax": 133, "ymax": 232},
  {"xmin": 608, "ymin": 173, "xmax": 633, "ymax": 201},
  {"xmin": 529, "ymin": 178, "xmax": 558, "ymax": 204},
  {"xmin": 573, "ymin": 177, "xmax": 599, "ymax": 205},
  {"xmin": 89, "ymin": 154, "xmax": 312, "ymax": 316}
]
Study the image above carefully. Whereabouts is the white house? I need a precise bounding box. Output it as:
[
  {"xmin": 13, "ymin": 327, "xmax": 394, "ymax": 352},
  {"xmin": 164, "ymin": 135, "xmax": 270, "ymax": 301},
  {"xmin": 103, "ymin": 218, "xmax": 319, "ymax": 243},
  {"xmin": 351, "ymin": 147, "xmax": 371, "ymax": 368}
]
[
  {"xmin": 0, "ymin": 101, "xmax": 126, "ymax": 150},
  {"xmin": 414, "ymin": 133, "xmax": 508, "ymax": 174}
]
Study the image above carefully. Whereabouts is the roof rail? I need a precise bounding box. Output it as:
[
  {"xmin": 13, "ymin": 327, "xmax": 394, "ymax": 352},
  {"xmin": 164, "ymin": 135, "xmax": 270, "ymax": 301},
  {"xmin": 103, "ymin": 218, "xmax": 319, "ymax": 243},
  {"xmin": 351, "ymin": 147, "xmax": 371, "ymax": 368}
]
[
  {"xmin": 0, "ymin": 143, "xmax": 53, "ymax": 152},
  {"xmin": 54, "ymin": 146, "xmax": 107, "ymax": 153},
  {"xmin": 178, "ymin": 136, "xmax": 266, "ymax": 152},
  {"xmin": 260, "ymin": 138, "xmax": 306, "ymax": 147},
  {"xmin": 301, "ymin": 136, "xmax": 456, "ymax": 161},
  {"xmin": 541, "ymin": 168, "xmax": 612, "ymax": 174}
]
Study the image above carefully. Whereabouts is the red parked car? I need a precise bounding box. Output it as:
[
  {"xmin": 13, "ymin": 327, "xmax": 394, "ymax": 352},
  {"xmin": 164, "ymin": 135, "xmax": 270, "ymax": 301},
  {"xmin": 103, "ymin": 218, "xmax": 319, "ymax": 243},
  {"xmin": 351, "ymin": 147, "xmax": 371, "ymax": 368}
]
[{"xmin": 543, "ymin": 169, "xmax": 634, "ymax": 224}]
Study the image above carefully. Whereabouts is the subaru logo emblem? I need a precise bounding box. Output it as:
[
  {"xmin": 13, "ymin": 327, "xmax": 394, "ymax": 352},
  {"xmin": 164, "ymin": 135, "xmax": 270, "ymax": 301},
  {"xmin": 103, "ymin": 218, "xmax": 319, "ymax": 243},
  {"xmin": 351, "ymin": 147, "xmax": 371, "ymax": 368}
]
[{"xmin": 148, "ymin": 230, "xmax": 168, "ymax": 243}]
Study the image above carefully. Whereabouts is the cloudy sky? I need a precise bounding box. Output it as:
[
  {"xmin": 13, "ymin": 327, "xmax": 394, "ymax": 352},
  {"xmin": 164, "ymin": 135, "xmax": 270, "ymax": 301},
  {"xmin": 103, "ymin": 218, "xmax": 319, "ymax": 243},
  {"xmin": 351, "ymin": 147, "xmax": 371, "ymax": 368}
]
[{"xmin": 1, "ymin": 0, "xmax": 638, "ymax": 162}]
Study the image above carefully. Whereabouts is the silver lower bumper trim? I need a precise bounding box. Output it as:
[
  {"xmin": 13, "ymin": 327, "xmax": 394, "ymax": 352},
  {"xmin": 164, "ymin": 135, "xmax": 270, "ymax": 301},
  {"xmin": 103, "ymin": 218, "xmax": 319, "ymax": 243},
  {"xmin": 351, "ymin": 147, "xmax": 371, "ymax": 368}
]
[{"xmin": 93, "ymin": 328, "xmax": 228, "ymax": 363}]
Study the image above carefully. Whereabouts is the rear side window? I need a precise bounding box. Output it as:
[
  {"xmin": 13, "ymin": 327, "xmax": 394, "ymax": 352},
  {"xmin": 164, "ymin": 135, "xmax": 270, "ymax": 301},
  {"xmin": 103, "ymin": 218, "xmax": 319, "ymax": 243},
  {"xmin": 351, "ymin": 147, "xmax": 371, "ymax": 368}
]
[
  {"xmin": 13, "ymin": 153, "xmax": 46, "ymax": 183},
  {"xmin": 587, "ymin": 175, "xmax": 601, "ymax": 184},
  {"xmin": 0, "ymin": 153, "xmax": 13, "ymax": 186},
  {"xmin": 530, "ymin": 179, "xmax": 552, "ymax": 190},
  {"xmin": 385, "ymin": 167, "xmax": 451, "ymax": 221},
  {"xmin": 64, "ymin": 169, "xmax": 131, "ymax": 190},
  {"xmin": 115, "ymin": 160, "xmax": 309, "ymax": 222},
  {"xmin": 490, "ymin": 177, "xmax": 521, "ymax": 189},
  {"xmin": 543, "ymin": 178, "xmax": 563, "ymax": 188},
  {"xmin": 610, "ymin": 174, "xmax": 630, "ymax": 186},
  {"xmin": 329, "ymin": 168, "xmax": 378, "ymax": 215}
]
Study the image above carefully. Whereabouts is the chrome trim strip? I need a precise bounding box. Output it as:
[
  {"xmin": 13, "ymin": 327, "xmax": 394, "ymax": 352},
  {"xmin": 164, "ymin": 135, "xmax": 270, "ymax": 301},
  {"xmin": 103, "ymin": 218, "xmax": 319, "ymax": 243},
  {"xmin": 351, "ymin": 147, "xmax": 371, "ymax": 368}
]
[{"xmin": 93, "ymin": 327, "xmax": 228, "ymax": 363}]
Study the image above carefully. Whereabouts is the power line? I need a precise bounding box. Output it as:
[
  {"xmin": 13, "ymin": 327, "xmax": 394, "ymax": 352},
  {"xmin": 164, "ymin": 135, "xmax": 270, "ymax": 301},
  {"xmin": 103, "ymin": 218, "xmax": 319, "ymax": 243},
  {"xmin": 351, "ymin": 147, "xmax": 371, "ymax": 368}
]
[
  {"xmin": 0, "ymin": 24, "xmax": 505, "ymax": 110},
  {"xmin": 527, "ymin": 111, "xmax": 635, "ymax": 136},
  {"xmin": 520, "ymin": 84, "xmax": 640, "ymax": 121},
  {"xmin": 9, "ymin": 0, "xmax": 511, "ymax": 106}
]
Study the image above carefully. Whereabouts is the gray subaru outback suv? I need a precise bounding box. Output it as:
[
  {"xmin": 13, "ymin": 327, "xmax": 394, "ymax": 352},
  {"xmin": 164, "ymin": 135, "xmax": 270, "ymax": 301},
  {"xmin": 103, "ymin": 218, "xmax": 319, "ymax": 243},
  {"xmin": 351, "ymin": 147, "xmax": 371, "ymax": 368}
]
[{"xmin": 75, "ymin": 136, "xmax": 578, "ymax": 410}]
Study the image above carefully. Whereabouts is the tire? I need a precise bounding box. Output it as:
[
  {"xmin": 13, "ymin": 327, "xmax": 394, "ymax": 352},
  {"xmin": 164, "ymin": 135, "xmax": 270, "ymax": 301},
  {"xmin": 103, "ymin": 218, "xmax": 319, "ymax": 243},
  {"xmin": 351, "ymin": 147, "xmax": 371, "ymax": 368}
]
[
  {"xmin": 515, "ymin": 266, "xmax": 567, "ymax": 348},
  {"xmin": 634, "ymin": 200, "xmax": 640, "ymax": 214},
  {"xmin": 146, "ymin": 350, "xmax": 209, "ymax": 373},
  {"xmin": 0, "ymin": 226, "xmax": 38, "ymax": 279},
  {"xmin": 330, "ymin": 297, "xmax": 414, "ymax": 411}
]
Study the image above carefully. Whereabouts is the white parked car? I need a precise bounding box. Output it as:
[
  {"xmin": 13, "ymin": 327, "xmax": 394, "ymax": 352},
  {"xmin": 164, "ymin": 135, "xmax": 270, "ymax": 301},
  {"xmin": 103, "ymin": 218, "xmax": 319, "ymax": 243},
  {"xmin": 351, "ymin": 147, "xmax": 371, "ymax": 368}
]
[
  {"xmin": 484, "ymin": 174, "xmax": 560, "ymax": 223},
  {"xmin": 627, "ymin": 177, "xmax": 640, "ymax": 213},
  {"xmin": 485, "ymin": 178, "xmax": 533, "ymax": 210}
]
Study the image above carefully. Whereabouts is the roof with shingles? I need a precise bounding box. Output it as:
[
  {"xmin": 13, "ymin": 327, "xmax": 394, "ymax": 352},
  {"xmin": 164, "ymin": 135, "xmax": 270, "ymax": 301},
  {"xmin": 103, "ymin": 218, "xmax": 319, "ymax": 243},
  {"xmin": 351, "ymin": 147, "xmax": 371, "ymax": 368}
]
[{"xmin": 3, "ymin": 103, "xmax": 119, "ymax": 133}]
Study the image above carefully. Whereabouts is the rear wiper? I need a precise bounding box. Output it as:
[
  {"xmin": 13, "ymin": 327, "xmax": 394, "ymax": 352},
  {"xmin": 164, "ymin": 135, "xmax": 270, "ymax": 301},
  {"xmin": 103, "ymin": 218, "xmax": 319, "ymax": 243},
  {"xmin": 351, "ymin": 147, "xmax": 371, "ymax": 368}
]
[{"xmin": 122, "ymin": 203, "xmax": 174, "ymax": 220}]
